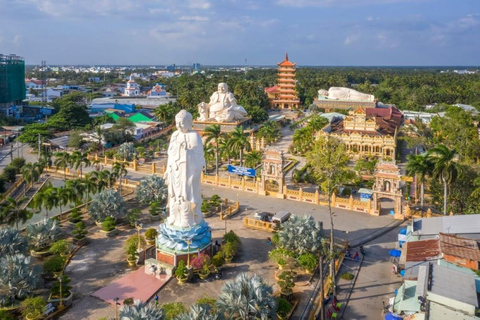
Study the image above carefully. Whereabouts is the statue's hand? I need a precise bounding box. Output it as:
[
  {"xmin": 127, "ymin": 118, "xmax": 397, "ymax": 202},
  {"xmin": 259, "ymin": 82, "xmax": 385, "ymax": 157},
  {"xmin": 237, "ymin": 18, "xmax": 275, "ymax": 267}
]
[{"xmin": 163, "ymin": 170, "xmax": 169, "ymax": 183}]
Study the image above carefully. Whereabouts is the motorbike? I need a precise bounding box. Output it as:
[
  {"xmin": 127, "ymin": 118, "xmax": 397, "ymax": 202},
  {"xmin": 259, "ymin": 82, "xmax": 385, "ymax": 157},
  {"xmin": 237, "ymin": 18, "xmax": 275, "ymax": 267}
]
[{"xmin": 360, "ymin": 245, "xmax": 366, "ymax": 255}]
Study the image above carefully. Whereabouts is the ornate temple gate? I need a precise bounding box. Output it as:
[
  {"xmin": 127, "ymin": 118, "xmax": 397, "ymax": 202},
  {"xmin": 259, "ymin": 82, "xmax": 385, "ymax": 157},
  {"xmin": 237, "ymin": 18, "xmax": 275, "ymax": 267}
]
[
  {"xmin": 371, "ymin": 161, "xmax": 404, "ymax": 219},
  {"xmin": 259, "ymin": 148, "xmax": 285, "ymax": 198}
]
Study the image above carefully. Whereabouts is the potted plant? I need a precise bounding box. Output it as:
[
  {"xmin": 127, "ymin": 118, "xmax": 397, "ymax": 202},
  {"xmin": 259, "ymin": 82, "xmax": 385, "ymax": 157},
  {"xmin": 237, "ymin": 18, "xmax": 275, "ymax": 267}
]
[
  {"xmin": 126, "ymin": 208, "xmax": 142, "ymax": 228},
  {"xmin": 211, "ymin": 252, "xmax": 224, "ymax": 269},
  {"xmin": 175, "ymin": 260, "xmax": 188, "ymax": 284},
  {"xmin": 48, "ymin": 274, "xmax": 73, "ymax": 307},
  {"xmin": 298, "ymin": 252, "xmax": 317, "ymax": 274},
  {"xmin": 223, "ymin": 230, "xmax": 241, "ymax": 247},
  {"xmin": 101, "ymin": 216, "xmax": 117, "ymax": 237},
  {"xmin": 221, "ymin": 241, "xmax": 236, "ymax": 263},
  {"xmin": 210, "ymin": 194, "xmax": 221, "ymax": 208},
  {"xmin": 199, "ymin": 261, "xmax": 211, "ymax": 280},
  {"xmin": 277, "ymin": 270, "xmax": 295, "ymax": 298},
  {"xmin": 43, "ymin": 254, "xmax": 65, "ymax": 277},
  {"xmin": 145, "ymin": 228, "xmax": 158, "ymax": 246},
  {"xmin": 21, "ymin": 296, "xmax": 46, "ymax": 320},
  {"xmin": 72, "ymin": 221, "xmax": 88, "ymax": 245},
  {"xmin": 125, "ymin": 243, "xmax": 138, "ymax": 267},
  {"xmin": 149, "ymin": 201, "xmax": 162, "ymax": 220},
  {"xmin": 276, "ymin": 297, "xmax": 293, "ymax": 320},
  {"xmin": 49, "ymin": 239, "xmax": 72, "ymax": 257},
  {"xmin": 201, "ymin": 199, "xmax": 211, "ymax": 216},
  {"xmin": 68, "ymin": 208, "xmax": 82, "ymax": 224},
  {"xmin": 269, "ymin": 248, "xmax": 295, "ymax": 270}
]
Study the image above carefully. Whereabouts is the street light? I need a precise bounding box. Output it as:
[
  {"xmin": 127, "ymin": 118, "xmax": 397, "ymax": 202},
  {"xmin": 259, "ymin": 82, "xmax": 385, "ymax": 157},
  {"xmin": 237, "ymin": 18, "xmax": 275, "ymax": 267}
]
[
  {"xmin": 58, "ymin": 274, "xmax": 64, "ymax": 308},
  {"xmin": 183, "ymin": 236, "xmax": 192, "ymax": 267},
  {"xmin": 136, "ymin": 223, "xmax": 143, "ymax": 252},
  {"xmin": 114, "ymin": 297, "xmax": 120, "ymax": 320}
]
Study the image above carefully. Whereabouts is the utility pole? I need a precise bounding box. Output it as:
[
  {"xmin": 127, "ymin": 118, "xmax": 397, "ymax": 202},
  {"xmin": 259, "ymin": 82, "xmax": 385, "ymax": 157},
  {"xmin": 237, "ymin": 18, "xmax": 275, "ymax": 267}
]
[{"xmin": 38, "ymin": 133, "xmax": 41, "ymax": 159}]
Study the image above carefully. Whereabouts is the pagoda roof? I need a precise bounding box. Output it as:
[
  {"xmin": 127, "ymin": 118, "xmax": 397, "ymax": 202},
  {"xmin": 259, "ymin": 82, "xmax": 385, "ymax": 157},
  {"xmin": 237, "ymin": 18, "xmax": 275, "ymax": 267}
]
[
  {"xmin": 265, "ymin": 85, "xmax": 278, "ymax": 93},
  {"xmin": 278, "ymin": 53, "xmax": 296, "ymax": 67}
]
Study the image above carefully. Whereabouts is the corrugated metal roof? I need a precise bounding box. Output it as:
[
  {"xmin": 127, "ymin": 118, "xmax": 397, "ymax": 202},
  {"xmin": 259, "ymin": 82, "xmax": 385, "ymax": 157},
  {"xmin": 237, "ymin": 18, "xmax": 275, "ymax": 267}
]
[
  {"xmin": 404, "ymin": 261, "xmax": 430, "ymax": 280},
  {"xmin": 415, "ymin": 265, "xmax": 428, "ymax": 297},
  {"xmin": 429, "ymin": 264, "xmax": 478, "ymax": 307},
  {"xmin": 428, "ymin": 301, "xmax": 478, "ymax": 320},
  {"xmin": 412, "ymin": 215, "xmax": 480, "ymax": 237},
  {"xmin": 405, "ymin": 239, "xmax": 441, "ymax": 262},
  {"xmin": 439, "ymin": 233, "xmax": 480, "ymax": 261}
]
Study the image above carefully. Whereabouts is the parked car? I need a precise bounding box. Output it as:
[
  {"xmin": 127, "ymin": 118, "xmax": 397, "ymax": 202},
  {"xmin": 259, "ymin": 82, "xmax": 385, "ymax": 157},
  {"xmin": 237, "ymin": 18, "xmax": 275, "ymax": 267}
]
[
  {"xmin": 271, "ymin": 211, "xmax": 291, "ymax": 223},
  {"xmin": 253, "ymin": 211, "xmax": 273, "ymax": 222}
]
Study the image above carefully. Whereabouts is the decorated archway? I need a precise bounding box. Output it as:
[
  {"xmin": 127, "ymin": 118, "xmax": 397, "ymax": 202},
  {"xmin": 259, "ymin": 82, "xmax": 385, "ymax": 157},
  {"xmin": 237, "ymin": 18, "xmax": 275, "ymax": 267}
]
[
  {"xmin": 259, "ymin": 148, "xmax": 285, "ymax": 198},
  {"xmin": 371, "ymin": 161, "xmax": 404, "ymax": 219}
]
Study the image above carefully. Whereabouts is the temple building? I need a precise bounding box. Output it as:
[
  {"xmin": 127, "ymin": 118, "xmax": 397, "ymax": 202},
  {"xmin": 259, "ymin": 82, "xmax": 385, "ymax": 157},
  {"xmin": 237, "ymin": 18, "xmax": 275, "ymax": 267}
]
[
  {"xmin": 267, "ymin": 54, "xmax": 299, "ymax": 109},
  {"xmin": 124, "ymin": 75, "xmax": 140, "ymax": 96},
  {"xmin": 318, "ymin": 105, "xmax": 403, "ymax": 159}
]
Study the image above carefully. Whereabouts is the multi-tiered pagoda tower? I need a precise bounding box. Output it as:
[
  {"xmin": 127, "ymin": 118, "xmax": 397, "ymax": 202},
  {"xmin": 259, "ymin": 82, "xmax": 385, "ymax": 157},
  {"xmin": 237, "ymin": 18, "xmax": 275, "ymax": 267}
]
[{"xmin": 272, "ymin": 53, "xmax": 299, "ymax": 109}]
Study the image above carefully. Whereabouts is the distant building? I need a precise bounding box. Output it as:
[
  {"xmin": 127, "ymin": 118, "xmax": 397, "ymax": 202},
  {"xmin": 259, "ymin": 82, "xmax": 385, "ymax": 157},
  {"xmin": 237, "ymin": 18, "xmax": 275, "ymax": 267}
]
[
  {"xmin": 453, "ymin": 103, "xmax": 479, "ymax": 114},
  {"xmin": 25, "ymin": 79, "xmax": 45, "ymax": 90},
  {"xmin": 166, "ymin": 64, "xmax": 175, "ymax": 72},
  {"xmin": 89, "ymin": 103, "xmax": 135, "ymax": 114},
  {"xmin": 0, "ymin": 54, "xmax": 25, "ymax": 118},
  {"xmin": 402, "ymin": 111, "xmax": 439, "ymax": 124},
  {"xmin": 192, "ymin": 63, "xmax": 201, "ymax": 71},
  {"xmin": 124, "ymin": 75, "xmax": 140, "ymax": 96},
  {"xmin": 318, "ymin": 106, "xmax": 402, "ymax": 159},
  {"xmin": 148, "ymin": 83, "xmax": 166, "ymax": 97},
  {"xmin": 268, "ymin": 53, "xmax": 300, "ymax": 109}
]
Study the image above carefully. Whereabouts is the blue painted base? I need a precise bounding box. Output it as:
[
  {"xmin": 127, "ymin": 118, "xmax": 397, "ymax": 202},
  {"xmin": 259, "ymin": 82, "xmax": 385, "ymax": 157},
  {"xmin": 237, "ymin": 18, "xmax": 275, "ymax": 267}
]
[{"xmin": 156, "ymin": 220, "xmax": 212, "ymax": 252}]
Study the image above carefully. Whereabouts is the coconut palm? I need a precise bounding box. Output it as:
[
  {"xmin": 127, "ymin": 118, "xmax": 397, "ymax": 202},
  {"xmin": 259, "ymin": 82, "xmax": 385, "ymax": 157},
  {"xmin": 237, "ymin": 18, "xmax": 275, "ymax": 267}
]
[
  {"xmin": 427, "ymin": 144, "xmax": 462, "ymax": 215},
  {"xmin": 257, "ymin": 121, "xmax": 281, "ymax": 145},
  {"xmin": 70, "ymin": 151, "xmax": 91, "ymax": 177},
  {"xmin": 82, "ymin": 173, "xmax": 98, "ymax": 210},
  {"xmin": 54, "ymin": 151, "xmax": 71, "ymax": 180},
  {"xmin": 219, "ymin": 136, "xmax": 233, "ymax": 165},
  {"xmin": 56, "ymin": 187, "xmax": 72, "ymax": 216},
  {"xmin": 216, "ymin": 273, "xmax": 276, "ymax": 320},
  {"xmin": 113, "ymin": 161, "xmax": 129, "ymax": 192},
  {"xmin": 406, "ymin": 153, "xmax": 433, "ymax": 208},
  {"xmin": 277, "ymin": 214, "xmax": 323, "ymax": 255},
  {"xmin": 0, "ymin": 228, "xmax": 28, "ymax": 257},
  {"xmin": 0, "ymin": 197, "xmax": 32, "ymax": 230},
  {"xmin": 88, "ymin": 189, "xmax": 127, "ymax": 222},
  {"xmin": 21, "ymin": 163, "xmax": 38, "ymax": 195},
  {"xmin": 0, "ymin": 254, "xmax": 41, "ymax": 307},
  {"xmin": 119, "ymin": 299, "xmax": 165, "ymax": 320},
  {"xmin": 244, "ymin": 151, "xmax": 262, "ymax": 169},
  {"xmin": 26, "ymin": 218, "xmax": 62, "ymax": 251},
  {"xmin": 204, "ymin": 124, "xmax": 223, "ymax": 176},
  {"xmin": 30, "ymin": 186, "xmax": 58, "ymax": 218},
  {"xmin": 135, "ymin": 175, "xmax": 167, "ymax": 204},
  {"xmin": 229, "ymin": 127, "xmax": 251, "ymax": 167},
  {"xmin": 175, "ymin": 304, "xmax": 221, "ymax": 320},
  {"xmin": 204, "ymin": 143, "xmax": 215, "ymax": 172},
  {"xmin": 65, "ymin": 178, "xmax": 86, "ymax": 205}
]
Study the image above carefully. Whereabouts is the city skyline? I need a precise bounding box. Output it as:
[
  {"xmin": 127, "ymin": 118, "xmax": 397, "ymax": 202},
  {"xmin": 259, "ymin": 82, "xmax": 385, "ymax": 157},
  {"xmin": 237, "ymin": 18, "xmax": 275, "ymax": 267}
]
[{"xmin": 0, "ymin": 0, "xmax": 479, "ymax": 66}]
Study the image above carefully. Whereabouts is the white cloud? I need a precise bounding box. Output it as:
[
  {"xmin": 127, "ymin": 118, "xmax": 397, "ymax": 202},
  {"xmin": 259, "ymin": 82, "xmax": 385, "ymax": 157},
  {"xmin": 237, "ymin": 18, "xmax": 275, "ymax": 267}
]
[
  {"xmin": 344, "ymin": 34, "xmax": 359, "ymax": 46},
  {"xmin": 179, "ymin": 15, "xmax": 209, "ymax": 22},
  {"xmin": 276, "ymin": 0, "xmax": 417, "ymax": 6},
  {"xmin": 188, "ymin": 0, "xmax": 211, "ymax": 9},
  {"xmin": 12, "ymin": 34, "xmax": 22, "ymax": 46}
]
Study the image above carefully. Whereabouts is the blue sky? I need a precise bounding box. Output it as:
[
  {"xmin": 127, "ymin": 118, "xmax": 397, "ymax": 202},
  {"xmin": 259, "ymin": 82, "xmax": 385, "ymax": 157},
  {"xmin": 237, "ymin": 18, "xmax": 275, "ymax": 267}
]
[{"xmin": 0, "ymin": 0, "xmax": 479, "ymax": 66}]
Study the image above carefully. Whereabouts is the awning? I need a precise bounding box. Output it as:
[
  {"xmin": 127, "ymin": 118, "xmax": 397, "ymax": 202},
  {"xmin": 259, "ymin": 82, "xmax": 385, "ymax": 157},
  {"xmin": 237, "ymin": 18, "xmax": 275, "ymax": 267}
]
[
  {"xmin": 385, "ymin": 313, "xmax": 403, "ymax": 320},
  {"xmin": 389, "ymin": 249, "xmax": 402, "ymax": 258}
]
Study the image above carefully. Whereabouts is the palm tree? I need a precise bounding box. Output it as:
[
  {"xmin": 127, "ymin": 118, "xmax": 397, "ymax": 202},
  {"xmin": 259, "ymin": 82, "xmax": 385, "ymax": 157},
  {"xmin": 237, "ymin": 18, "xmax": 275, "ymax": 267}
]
[
  {"xmin": 216, "ymin": 273, "xmax": 276, "ymax": 320},
  {"xmin": 113, "ymin": 161, "xmax": 128, "ymax": 192},
  {"xmin": 204, "ymin": 124, "xmax": 223, "ymax": 176},
  {"xmin": 56, "ymin": 187, "xmax": 72, "ymax": 216},
  {"xmin": 54, "ymin": 151, "xmax": 71, "ymax": 180},
  {"xmin": 219, "ymin": 136, "xmax": 233, "ymax": 165},
  {"xmin": 70, "ymin": 151, "xmax": 91, "ymax": 177},
  {"xmin": 427, "ymin": 144, "xmax": 462, "ymax": 215},
  {"xmin": 30, "ymin": 186, "xmax": 58, "ymax": 218},
  {"xmin": 203, "ymin": 143, "xmax": 215, "ymax": 172},
  {"xmin": 21, "ymin": 163, "xmax": 36, "ymax": 195},
  {"xmin": 229, "ymin": 127, "xmax": 251, "ymax": 167},
  {"xmin": 244, "ymin": 151, "xmax": 262, "ymax": 169},
  {"xmin": 257, "ymin": 121, "xmax": 281, "ymax": 145},
  {"xmin": 0, "ymin": 197, "xmax": 32, "ymax": 229},
  {"xmin": 119, "ymin": 299, "xmax": 165, "ymax": 320},
  {"xmin": 406, "ymin": 153, "xmax": 433, "ymax": 208},
  {"xmin": 65, "ymin": 179, "xmax": 86, "ymax": 206},
  {"xmin": 82, "ymin": 172, "xmax": 98, "ymax": 210}
]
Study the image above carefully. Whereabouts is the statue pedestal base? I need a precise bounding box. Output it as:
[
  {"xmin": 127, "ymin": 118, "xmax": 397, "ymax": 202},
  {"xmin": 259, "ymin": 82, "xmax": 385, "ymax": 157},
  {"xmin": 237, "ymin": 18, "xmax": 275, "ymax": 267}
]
[
  {"xmin": 156, "ymin": 220, "xmax": 212, "ymax": 267},
  {"xmin": 193, "ymin": 117, "xmax": 252, "ymax": 134}
]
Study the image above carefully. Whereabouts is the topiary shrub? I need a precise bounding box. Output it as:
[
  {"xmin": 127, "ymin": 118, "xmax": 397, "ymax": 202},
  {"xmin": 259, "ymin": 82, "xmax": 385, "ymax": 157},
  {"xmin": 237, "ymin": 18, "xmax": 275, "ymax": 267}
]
[
  {"xmin": 162, "ymin": 302, "xmax": 187, "ymax": 320},
  {"xmin": 175, "ymin": 260, "xmax": 188, "ymax": 279},
  {"xmin": 43, "ymin": 255, "xmax": 65, "ymax": 274},
  {"xmin": 298, "ymin": 252, "xmax": 317, "ymax": 272},
  {"xmin": 123, "ymin": 297, "xmax": 134, "ymax": 306},
  {"xmin": 144, "ymin": 228, "xmax": 158, "ymax": 240},
  {"xmin": 276, "ymin": 297, "xmax": 292, "ymax": 318},
  {"xmin": 209, "ymin": 194, "xmax": 221, "ymax": 207},
  {"xmin": 49, "ymin": 239, "xmax": 72, "ymax": 256},
  {"xmin": 51, "ymin": 274, "xmax": 72, "ymax": 298},
  {"xmin": 68, "ymin": 208, "xmax": 82, "ymax": 223},
  {"xmin": 223, "ymin": 230, "xmax": 241, "ymax": 247},
  {"xmin": 278, "ymin": 270, "xmax": 296, "ymax": 296},
  {"xmin": 0, "ymin": 310, "xmax": 14, "ymax": 320},
  {"xmin": 73, "ymin": 222, "xmax": 87, "ymax": 239},
  {"xmin": 20, "ymin": 296, "xmax": 46, "ymax": 320},
  {"xmin": 211, "ymin": 253, "xmax": 224, "ymax": 267},
  {"xmin": 102, "ymin": 216, "xmax": 116, "ymax": 231}
]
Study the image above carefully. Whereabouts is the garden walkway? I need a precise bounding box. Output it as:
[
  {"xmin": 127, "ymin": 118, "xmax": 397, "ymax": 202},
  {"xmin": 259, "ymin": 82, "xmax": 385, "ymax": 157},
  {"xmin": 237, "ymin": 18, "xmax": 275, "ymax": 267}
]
[{"xmin": 92, "ymin": 266, "xmax": 170, "ymax": 305}]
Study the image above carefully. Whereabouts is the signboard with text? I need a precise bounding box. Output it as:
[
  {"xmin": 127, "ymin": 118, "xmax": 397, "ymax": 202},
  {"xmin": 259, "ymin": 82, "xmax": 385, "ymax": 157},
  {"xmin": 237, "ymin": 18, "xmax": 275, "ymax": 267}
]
[{"xmin": 227, "ymin": 165, "xmax": 256, "ymax": 177}]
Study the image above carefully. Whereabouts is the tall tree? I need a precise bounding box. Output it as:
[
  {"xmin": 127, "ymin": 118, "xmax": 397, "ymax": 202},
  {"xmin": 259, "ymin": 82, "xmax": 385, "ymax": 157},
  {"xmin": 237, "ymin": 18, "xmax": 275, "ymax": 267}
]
[
  {"xmin": 427, "ymin": 144, "xmax": 462, "ymax": 215},
  {"xmin": 54, "ymin": 152, "xmax": 71, "ymax": 180},
  {"xmin": 70, "ymin": 151, "xmax": 91, "ymax": 177},
  {"xmin": 406, "ymin": 154, "xmax": 433, "ymax": 208},
  {"xmin": 113, "ymin": 161, "xmax": 128, "ymax": 192},
  {"xmin": 0, "ymin": 197, "xmax": 32, "ymax": 229},
  {"xmin": 229, "ymin": 127, "xmax": 251, "ymax": 167},
  {"xmin": 204, "ymin": 124, "xmax": 223, "ymax": 176},
  {"xmin": 307, "ymin": 137, "xmax": 353, "ymax": 296},
  {"xmin": 82, "ymin": 173, "xmax": 98, "ymax": 210}
]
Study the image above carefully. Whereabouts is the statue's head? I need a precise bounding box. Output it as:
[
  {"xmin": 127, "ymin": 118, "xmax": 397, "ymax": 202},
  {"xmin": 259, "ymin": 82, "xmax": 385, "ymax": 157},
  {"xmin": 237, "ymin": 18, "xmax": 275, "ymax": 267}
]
[
  {"xmin": 218, "ymin": 83, "xmax": 228, "ymax": 93},
  {"xmin": 175, "ymin": 110, "xmax": 193, "ymax": 133}
]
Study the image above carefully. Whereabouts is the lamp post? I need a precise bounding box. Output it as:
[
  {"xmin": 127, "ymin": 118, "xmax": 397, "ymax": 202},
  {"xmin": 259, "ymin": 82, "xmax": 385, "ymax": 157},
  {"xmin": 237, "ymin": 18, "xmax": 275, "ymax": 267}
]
[
  {"xmin": 58, "ymin": 274, "xmax": 64, "ymax": 308},
  {"xmin": 114, "ymin": 297, "xmax": 120, "ymax": 320},
  {"xmin": 183, "ymin": 237, "xmax": 192, "ymax": 267},
  {"xmin": 136, "ymin": 222, "xmax": 143, "ymax": 252},
  {"xmin": 221, "ymin": 203, "xmax": 227, "ymax": 235}
]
